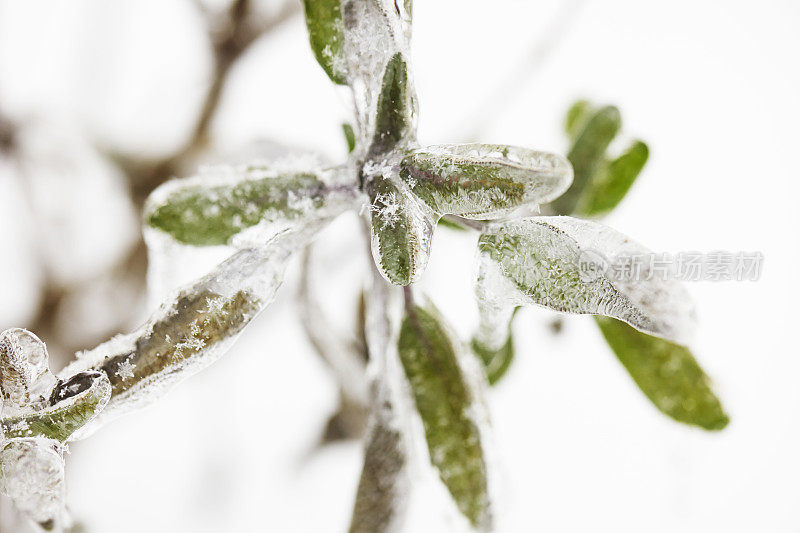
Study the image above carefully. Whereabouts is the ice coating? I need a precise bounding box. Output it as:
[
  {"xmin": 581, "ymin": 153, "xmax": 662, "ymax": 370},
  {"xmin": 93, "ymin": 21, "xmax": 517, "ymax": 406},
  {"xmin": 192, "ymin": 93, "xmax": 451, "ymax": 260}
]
[
  {"xmin": 0, "ymin": 329, "xmax": 58, "ymax": 417},
  {"xmin": 477, "ymin": 216, "xmax": 697, "ymax": 345},
  {"xmin": 342, "ymin": 0, "xmax": 412, "ymax": 144},
  {"xmin": 349, "ymin": 268, "xmax": 411, "ymax": 532},
  {"xmin": 60, "ymin": 226, "xmax": 322, "ymax": 434},
  {"xmin": 2, "ymin": 371, "xmax": 111, "ymax": 442},
  {"xmin": 366, "ymin": 174, "xmax": 434, "ymax": 286},
  {"xmin": 0, "ymin": 438, "xmax": 66, "ymax": 527},
  {"xmin": 397, "ymin": 297, "xmax": 493, "ymax": 530},
  {"xmin": 144, "ymin": 158, "xmax": 358, "ymax": 247},
  {"xmin": 400, "ymin": 144, "xmax": 573, "ymax": 219}
]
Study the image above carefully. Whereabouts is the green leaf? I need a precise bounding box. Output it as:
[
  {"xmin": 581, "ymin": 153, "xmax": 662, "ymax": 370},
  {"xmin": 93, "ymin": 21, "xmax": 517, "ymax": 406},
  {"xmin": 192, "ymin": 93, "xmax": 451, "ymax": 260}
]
[
  {"xmin": 370, "ymin": 52, "xmax": 414, "ymax": 157},
  {"xmin": 302, "ymin": 0, "xmax": 347, "ymax": 85},
  {"xmin": 367, "ymin": 178, "xmax": 432, "ymax": 286},
  {"xmin": 477, "ymin": 216, "xmax": 696, "ymax": 345},
  {"xmin": 564, "ymin": 99, "xmax": 593, "ymax": 140},
  {"xmin": 471, "ymin": 335, "xmax": 513, "ymax": 386},
  {"xmin": 437, "ymin": 217, "xmax": 469, "ymax": 231},
  {"xmin": 577, "ymin": 140, "xmax": 649, "ymax": 217},
  {"xmin": 550, "ymin": 105, "xmax": 621, "ymax": 215},
  {"xmin": 1, "ymin": 372, "xmax": 111, "ymax": 442},
  {"xmin": 398, "ymin": 302, "xmax": 490, "ymax": 529},
  {"xmin": 146, "ymin": 168, "xmax": 330, "ymax": 246},
  {"xmin": 595, "ymin": 316, "xmax": 728, "ymax": 430},
  {"xmin": 349, "ymin": 412, "xmax": 406, "ymax": 533},
  {"xmin": 95, "ymin": 289, "xmax": 259, "ymax": 400},
  {"xmin": 400, "ymin": 144, "xmax": 572, "ymax": 219},
  {"xmin": 342, "ymin": 122, "xmax": 356, "ymax": 153}
]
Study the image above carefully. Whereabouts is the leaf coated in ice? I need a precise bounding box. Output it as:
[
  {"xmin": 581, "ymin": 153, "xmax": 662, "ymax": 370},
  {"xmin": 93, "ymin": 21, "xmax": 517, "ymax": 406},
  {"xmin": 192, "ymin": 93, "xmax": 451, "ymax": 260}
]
[
  {"xmin": 145, "ymin": 164, "xmax": 350, "ymax": 246},
  {"xmin": 0, "ymin": 328, "xmax": 57, "ymax": 409},
  {"xmin": 302, "ymin": 0, "xmax": 347, "ymax": 85},
  {"xmin": 349, "ymin": 415, "xmax": 406, "ymax": 533},
  {"xmin": 2, "ymin": 371, "xmax": 111, "ymax": 442},
  {"xmin": 399, "ymin": 144, "xmax": 572, "ymax": 219},
  {"xmin": 398, "ymin": 302, "xmax": 490, "ymax": 530},
  {"xmin": 370, "ymin": 52, "xmax": 414, "ymax": 157},
  {"xmin": 96, "ymin": 289, "xmax": 259, "ymax": 400},
  {"xmin": 477, "ymin": 216, "xmax": 696, "ymax": 345},
  {"xmin": 595, "ymin": 316, "xmax": 728, "ymax": 430},
  {"xmin": 550, "ymin": 105, "xmax": 621, "ymax": 215},
  {"xmin": 367, "ymin": 177, "xmax": 433, "ymax": 286},
  {"xmin": 0, "ymin": 438, "xmax": 65, "ymax": 527}
]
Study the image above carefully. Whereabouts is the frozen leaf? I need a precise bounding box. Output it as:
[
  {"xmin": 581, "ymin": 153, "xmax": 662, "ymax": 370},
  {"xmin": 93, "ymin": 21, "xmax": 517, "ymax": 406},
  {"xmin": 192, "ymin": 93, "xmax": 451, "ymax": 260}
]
[
  {"xmin": 0, "ymin": 329, "xmax": 57, "ymax": 414},
  {"xmin": 470, "ymin": 336, "xmax": 513, "ymax": 387},
  {"xmin": 2, "ymin": 371, "xmax": 111, "ymax": 442},
  {"xmin": 145, "ymin": 161, "xmax": 355, "ymax": 246},
  {"xmin": 61, "ymin": 237, "xmax": 310, "ymax": 430},
  {"xmin": 576, "ymin": 140, "xmax": 649, "ymax": 217},
  {"xmin": 477, "ymin": 216, "xmax": 696, "ymax": 345},
  {"xmin": 0, "ymin": 438, "xmax": 66, "ymax": 527},
  {"xmin": 349, "ymin": 408, "xmax": 407, "ymax": 533},
  {"xmin": 302, "ymin": 0, "xmax": 347, "ymax": 85},
  {"xmin": 595, "ymin": 316, "xmax": 728, "ymax": 430},
  {"xmin": 399, "ymin": 144, "xmax": 572, "ymax": 219},
  {"xmin": 398, "ymin": 301, "xmax": 490, "ymax": 530},
  {"xmin": 550, "ymin": 105, "xmax": 621, "ymax": 214},
  {"xmin": 342, "ymin": 0, "xmax": 409, "ymax": 134},
  {"xmin": 367, "ymin": 177, "xmax": 433, "ymax": 286},
  {"xmin": 369, "ymin": 52, "xmax": 415, "ymax": 157}
]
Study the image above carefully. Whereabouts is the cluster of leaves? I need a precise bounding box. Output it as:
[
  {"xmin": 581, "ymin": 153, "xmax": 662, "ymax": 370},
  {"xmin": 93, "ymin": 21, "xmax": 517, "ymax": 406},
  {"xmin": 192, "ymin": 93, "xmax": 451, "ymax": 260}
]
[{"xmin": 0, "ymin": 0, "xmax": 727, "ymax": 531}]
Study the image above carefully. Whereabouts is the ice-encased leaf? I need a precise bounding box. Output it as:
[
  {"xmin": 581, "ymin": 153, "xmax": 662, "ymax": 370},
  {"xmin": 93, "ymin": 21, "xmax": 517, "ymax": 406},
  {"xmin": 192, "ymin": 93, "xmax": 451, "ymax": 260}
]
[
  {"xmin": 576, "ymin": 140, "xmax": 649, "ymax": 217},
  {"xmin": 145, "ymin": 161, "xmax": 355, "ymax": 246},
  {"xmin": 349, "ymin": 408, "xmax": 406, "ymax": 533},
  {"xmin": 61, "ymin": 236, "xmax": 311, "ymax": 431},
  {"xmin": 302, "ymin": 0, "xmax": 347, "ymax": 85},
  {"xmin": 399, "ymin": 144, "xmax": 572, "ymax": 219},
  {"xmin": 550, "ymin": 105, "xmax": 621, "ymax": 215},
  {"xmin": 0, "ymin": 438, "xmax": 65, "ymax": 527},
  {"xmin": 0, "ymin": 329, "xmax": 57, "ymax": 414},
  {"xmin": 367, "ymin": 177, "xmax": 433, "ymax": 286},
  {"xmin": 477, "ymin": 216, "xmax": 696, "ymax": 345},
  {"xmin": 342, "ymin": 0, "xmax": 410, "ymax": 136},
  {"xmin": 398, "ymin": 301, "xmax": 490, "ymax": 530},
  {"xmin": 595, "ymin": 316, "xmax": 728, "ymax": 430},
  {"xmin": 2, "ymin": 371, "xmax": 111, "ymax": 442},
  {"xmin": 471, "ymin": 294, "xmax": 517, "ymax": 386},
  {"xmin": 369, "ymin": 52, "xmax": 415, "ymax": 157}
]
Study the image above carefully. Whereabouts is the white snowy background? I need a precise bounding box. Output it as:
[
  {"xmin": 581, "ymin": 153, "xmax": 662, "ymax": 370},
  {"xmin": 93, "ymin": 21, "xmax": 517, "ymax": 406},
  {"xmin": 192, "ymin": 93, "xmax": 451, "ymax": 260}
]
[{"xmin": 0, "ymin": 0, "xmax": 799, "ymax": 531}]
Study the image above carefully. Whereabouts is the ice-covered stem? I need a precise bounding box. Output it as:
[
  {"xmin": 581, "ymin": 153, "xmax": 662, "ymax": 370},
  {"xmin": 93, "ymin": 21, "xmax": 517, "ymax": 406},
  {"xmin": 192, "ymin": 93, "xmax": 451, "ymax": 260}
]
[
  {"xmin": 349, "ymin": 254, "xmax": 409, "ymax": 533},
  {"xmin": 298, "ymin": 246, "xmax": 369, "ymax": 440}
]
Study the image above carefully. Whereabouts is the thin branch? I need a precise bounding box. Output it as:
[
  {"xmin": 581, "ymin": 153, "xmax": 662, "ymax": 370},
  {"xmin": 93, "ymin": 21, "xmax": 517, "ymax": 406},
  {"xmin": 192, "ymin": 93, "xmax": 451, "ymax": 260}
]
[
  {"xmin": 298, "ymin": 245, "xmax": 370, "ymax": 413},
  {"xmin": 127, "ymin": 0, "xmax": 300, "ymax": 204}
]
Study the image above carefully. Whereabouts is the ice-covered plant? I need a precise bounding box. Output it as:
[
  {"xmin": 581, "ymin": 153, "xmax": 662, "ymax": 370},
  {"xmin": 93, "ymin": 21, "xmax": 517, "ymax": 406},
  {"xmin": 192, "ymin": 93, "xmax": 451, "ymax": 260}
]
[{"xmin": 0, "ymin": 1, "xmax": 726, "ymax": 530}]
